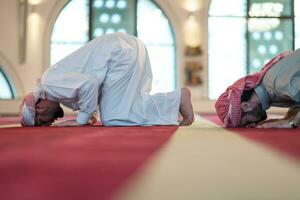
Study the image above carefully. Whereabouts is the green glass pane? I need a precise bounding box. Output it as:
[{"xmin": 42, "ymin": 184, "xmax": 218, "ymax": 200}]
[
  {"xmin": 249, "ymin": 0, "xmax": 292, "ymax": 17},
  {"xmin": 248, "ymin": 18, "xmax": 293, "ymax": 73},
  {"xmin": 91, "ymin": 0, "xmax": 137, "ymax": 38}
]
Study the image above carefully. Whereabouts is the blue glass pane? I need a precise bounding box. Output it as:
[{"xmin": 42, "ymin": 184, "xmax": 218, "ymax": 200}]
[
  {"xmin": 137, "ymin": 0, "xmax": 176, "ymax": 94},
  {"xmin": 208, "ymin": 17, "xmax": 247, "ymax": 99},
  {"xmin": 50, "ymin": 0, "xmax": 89, "ymax": 65},
  {"xmin": 0, "ymin": 69, "xmax": 13, "ymax": 99},
  {"xmin": 209, "ymin": 0, "xmax": 247, "ymax": 17}
]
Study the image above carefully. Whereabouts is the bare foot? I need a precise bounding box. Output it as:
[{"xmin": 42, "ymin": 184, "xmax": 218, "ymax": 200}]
[{"xmin": 179, "ymin": 88, "xmax": 194, "ymax": 126}]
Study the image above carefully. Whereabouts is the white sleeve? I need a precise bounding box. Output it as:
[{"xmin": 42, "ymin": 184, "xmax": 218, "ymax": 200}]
[
  {"xmin": 76, "ymin": 78, "xmax": 99, "ymax": 125},
  {"xmin": 42, "ymin": 73, "xmax": 99, "ymax": 125}
]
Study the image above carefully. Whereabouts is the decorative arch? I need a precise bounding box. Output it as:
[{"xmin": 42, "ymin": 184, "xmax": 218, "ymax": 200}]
[{"xmin": 43, "ymin": 0, "xmax": 183, "ymax": 93}]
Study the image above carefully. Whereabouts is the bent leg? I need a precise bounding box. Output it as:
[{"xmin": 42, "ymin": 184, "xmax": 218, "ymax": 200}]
[
  {"xmin": 127, "ymin": 89, "xmax": 181, "ymax": 126},
  {"xmin": 100, "ymin": 34, "xmax": 183, "ymax": 126}
]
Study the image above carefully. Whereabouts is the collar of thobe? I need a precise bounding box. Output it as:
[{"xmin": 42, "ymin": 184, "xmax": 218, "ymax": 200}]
[{"xmin": 254, "ymin": 84, "xmax": 270, "ymax": 111}]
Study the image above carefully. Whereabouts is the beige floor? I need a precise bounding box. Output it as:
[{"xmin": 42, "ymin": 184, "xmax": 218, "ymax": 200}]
[
  {"xmin": 0, "ymin": 123, "xmax": 21, "ymax": 128},
  {"xmin": 112, "ymin": 115, "xmax": 300, "ymax": 200}
]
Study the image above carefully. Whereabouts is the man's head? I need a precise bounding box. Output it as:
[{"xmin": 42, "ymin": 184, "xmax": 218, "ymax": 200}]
[
  {"xmin": 34, "ymin": 99, "xmax": 64, "ymax": 126},
  {"xmin": 215, "ymin": 88, "xmax": 267, "ymax": 127},
  {"xmin": 239, "ymin": 90, "xmax": 267, "ymax": 127},
  {"xmin": 19, "ymin": 93, "xmax": 63, "ymax": 126},
  {"xmin": 215, "ymin": 50, "xmax": 292, "ymax": 127}
]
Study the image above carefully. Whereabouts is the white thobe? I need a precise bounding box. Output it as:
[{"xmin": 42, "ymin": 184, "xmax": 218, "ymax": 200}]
[{"xmin": 37, "ymin": 33, "xmax": 181, "ymax": 126}]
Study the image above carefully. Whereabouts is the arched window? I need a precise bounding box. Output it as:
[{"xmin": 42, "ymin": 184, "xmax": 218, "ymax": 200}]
[
  {"xmin": 209, "ymin": 0, "xmax": 299, "ymax": 99},
  {"xmin": 0, "ymin": 67, "xmax": 15, "ymax": 99},
  {"xmin": 51, "ymin": 0, "xmax": 176, "ymax": 93}
]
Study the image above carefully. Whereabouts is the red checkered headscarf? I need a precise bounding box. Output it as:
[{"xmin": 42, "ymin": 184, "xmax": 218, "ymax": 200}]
[{"xmin": 215, "ymin": 51, "xmax": 292, "ymax": 127}]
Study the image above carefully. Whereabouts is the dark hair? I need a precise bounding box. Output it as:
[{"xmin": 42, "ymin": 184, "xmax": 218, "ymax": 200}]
[
  {"xmin": 241, "ymin": 89, "xmax": 254, "ymax": 102},
  {"xmin": 54, "ymin": 106, "xmax": 64, "ymax": 118}
]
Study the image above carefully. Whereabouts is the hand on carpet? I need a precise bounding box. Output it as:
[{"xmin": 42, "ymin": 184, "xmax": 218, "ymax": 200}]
[
  {"xmin": 52, "ymin": 116, "xmax": 97, "ymax": 127},
  {"xmin": 52, "ymin": 120, "xmax": 86, "ymax": 127},
  {"xmin": 256, "ymin": 119, "xmax": 293, "ymax": 128}
]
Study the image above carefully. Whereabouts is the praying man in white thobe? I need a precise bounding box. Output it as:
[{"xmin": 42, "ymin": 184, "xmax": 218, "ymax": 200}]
[{"xmin": 19, "ymin": 33, "xmax": 194, "ymax": 127}]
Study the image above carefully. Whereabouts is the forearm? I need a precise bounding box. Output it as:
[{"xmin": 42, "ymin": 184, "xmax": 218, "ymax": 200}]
[
  {"xmin": 53, "ymin": 116, "xmax": 97, "ymax": 127},
  {"xmin": 256, "ymin": 109, "xmax": 300, "ymax": 128},
  {"xmin": 77, "ymin": 79, "xmax": 99, "ymax": 125},
  {"xmin": 53, "ymin": 120, "xmax": 83, "ymax": 127}
]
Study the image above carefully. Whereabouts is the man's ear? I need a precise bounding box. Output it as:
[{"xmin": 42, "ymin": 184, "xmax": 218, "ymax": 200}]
[{"xmin": 241, "ymin": 102, "xmax": 253, "ymax": 112}]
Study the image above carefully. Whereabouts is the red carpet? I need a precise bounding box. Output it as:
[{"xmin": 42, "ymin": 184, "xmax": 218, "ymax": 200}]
[
  {"xmin": 0, "ymin": 125, "xmax": 176, "ymax": 200},
  {"xmin": 202, "ymin": 114, "xmax": 300, "ymax": 162}
]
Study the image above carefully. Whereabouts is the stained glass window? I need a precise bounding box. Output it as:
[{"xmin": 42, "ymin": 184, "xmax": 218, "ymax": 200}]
[
  {"xmin": 209, "ymin": 0, "xmax": 298, "ymax": 99},
  {"xmin": 50, "ymin": 0, "xmax": 176, "ymax": 94},
  {"xmin": 0, "ymin": 68, "xmax": 14, "ymax": 99}
]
